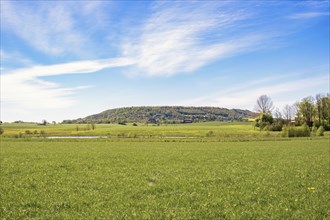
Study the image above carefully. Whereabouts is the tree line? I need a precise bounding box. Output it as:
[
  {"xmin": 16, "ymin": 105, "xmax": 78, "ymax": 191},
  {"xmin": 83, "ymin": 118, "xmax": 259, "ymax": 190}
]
[{"xmin": 254, "ymin": 93, "xmax": 330, "ymax": 135}]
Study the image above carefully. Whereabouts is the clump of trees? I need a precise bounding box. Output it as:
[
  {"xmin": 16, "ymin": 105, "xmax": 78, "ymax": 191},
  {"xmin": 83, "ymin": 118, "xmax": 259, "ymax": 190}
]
[
  {"xmin": 254, "ymin": 95, "xmax": 284, "ymax": 131},
  {"xmin": 295, "ymin": 95, "xmax": 330, "ymax": 129},
  {"xmin": 254, "ymin": 93, "xmax": 330, "ymax": 137}
]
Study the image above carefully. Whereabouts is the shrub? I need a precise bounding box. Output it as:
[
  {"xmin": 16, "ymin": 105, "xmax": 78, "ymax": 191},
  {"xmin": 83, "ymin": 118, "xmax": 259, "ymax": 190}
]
[
  {"xmin": 282, "ymin": 125, "xmax": 311, "ymax": 137},
  {"xmin": 91, "ymin": 123, "xmax": 96, "ymax": 130},
  {"xmin": 255, "ymin": 113, "xmax": 274, "ymax": 129},
  {"xmin": 281, "ymin": 126, "xmax": 289, "ymax": 137},
  {"xmin": 262, "ymin": 125, "xmax": 270, "ymax": 131},
  {"xmin": 316, "ymin": 126, "xmax": 325, "ymax": 136},
  {"xmin": 206, "ymin": 131, "xmax": 215, "ymax": 137},
  {"xmin": 312, "ymin": 126, "xmax": 318, "ymax": 134},
  {"xmin": 0, "ymin": 127, "xmax": 3, "ymax": 135},
  {"xmin": 25, "ymin": 130, "xmax": 32, "ymax": 135},
  {"xmin": 269, "ymin": 122, "xmax": 283, "ymax": 131},
  {"xmin": 132, "ymin": 123, "xmax": 138, "ymax": 126},
  {"xmin": 40, "ymin": 130, "xmax": 46, "ymax": 137},
  {"xmin": 323, "ymin": 122, "xmax": 330, "ymax": 131},
  {"xmin": 313, "ymin": 120, "xmax": 321, "ymax": 128}
]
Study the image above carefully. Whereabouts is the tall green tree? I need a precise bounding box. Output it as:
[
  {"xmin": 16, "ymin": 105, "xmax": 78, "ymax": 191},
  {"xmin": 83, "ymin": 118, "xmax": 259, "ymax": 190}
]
[
  {"xmin": 320, "ymin": 94, "xmax": 330, "ymax": 127},
  {"xmin": 297, "ymin": 96, "xmax": 315, "ymax": 127}
]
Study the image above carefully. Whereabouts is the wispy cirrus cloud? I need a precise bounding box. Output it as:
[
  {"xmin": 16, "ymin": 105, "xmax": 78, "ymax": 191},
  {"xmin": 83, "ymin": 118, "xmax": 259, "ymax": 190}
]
[
  {"xmin": 1, "ymin": 1, "xmax": 108, "ymax": 57},
  {"xmin": 1, "ymin": 58, "xmax": 135, "ymax": 109},
  {"xmin": 288, "ymin": 12, "xmax": 330, "ymax": 19},
  {"xmin": 176, "ymin": 74, "xmax": 329, "ymax": 110},
  {"xmin": 0, "ymin": 49, "xmax": 35, "ymax": 70},
  {"xmin": 120, "ymin": 1, "xmax": 322, "ymax": 77},
  {"xmin": 121, "ymin": 1, "xmax": 263, "ymax": 77}
]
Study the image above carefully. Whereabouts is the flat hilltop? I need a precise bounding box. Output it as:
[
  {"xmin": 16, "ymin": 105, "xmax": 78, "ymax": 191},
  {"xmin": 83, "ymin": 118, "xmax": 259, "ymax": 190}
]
[{"xmin": 62, "ymin": 106, "xmax": 256, "ymax": 124}]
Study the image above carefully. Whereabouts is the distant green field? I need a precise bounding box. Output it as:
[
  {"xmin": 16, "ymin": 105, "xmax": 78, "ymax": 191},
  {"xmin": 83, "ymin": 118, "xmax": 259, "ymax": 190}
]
[
  {"xmin": 1, "ymin": 139, "xmax": 329, "ymax": 219},
  {"xmin": 0, "ymin": 122, "xmax": 283, "ymax": 139}
]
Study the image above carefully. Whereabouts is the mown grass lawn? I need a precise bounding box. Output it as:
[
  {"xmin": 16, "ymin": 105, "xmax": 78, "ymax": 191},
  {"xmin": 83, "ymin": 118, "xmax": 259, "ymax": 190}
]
[{"xmin": 0, "ymin": 139, "xmax": 329, "ymax": 219}]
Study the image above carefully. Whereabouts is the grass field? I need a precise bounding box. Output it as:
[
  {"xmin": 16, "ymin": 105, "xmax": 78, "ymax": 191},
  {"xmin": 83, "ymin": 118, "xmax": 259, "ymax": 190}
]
[
  {"xmin": 1, "ymin": 138, "xmax": 329, "ymax": 219},
  {"xmin": 0, "ymin": 122, "xmax": 290, "ymax": 139}
]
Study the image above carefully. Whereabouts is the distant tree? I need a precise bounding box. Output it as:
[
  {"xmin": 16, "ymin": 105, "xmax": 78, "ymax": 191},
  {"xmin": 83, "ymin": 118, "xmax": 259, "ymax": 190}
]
[
  {"xmin": 321, "ymin": 95, "xmax": 330, "ymax": 128},
  {"xmin": 282, "ymin": 104, "xmax": 296, "ymax": 124},
  {"xmin": 254, "ymin": 95, "xmax": 274, "ymax": 114},
  {"xmin": 315, "ymin": 94, "xmax": 330, "ymax": 128},
  {"xmin": 52, "ymin": 121, "xmax": 56, "ymax": 125},
  {"xmin": 273, "ymin": 108, "xmax": 282, "ymax": 119},
  {"xmin": 255, "ymin": 113, "xmax": 274, "ymax": 130},
  {"xmin": 297, "ymin": 96, "xmax": 315, "ymax": 127}
]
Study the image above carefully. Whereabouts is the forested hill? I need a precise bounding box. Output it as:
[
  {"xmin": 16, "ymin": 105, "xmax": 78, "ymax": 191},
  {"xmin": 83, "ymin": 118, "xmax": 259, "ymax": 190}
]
[{"xmin": 62, "ymin": 106, "xmax": 256, "ymax": 124}]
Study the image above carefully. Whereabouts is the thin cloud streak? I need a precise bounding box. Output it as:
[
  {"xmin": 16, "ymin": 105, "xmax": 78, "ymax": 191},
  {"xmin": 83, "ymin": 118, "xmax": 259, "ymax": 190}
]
[
  {"xmin": 1, "ymin": 58, "xmax": 135, "ymax": 109},
  {"xmin": 177, "ymin": 75, "xmax": 329, "ymax": 110},
  {"xmin": 4, "ymin": 58, "xmax": 135, "ymax": 80},
  {"xmin": 288, "ymin": 12, "xmax": 330, "ymax": 19}
]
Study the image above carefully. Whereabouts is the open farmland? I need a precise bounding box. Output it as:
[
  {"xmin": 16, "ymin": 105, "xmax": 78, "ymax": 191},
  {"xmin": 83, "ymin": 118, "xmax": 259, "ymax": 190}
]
[
  {"xmin": 1, "ymin": 138, "xmax": 329, "ymax": 219},
  {"xmin": 0, "ymin": 122, "xmax": 289, "ymax": 139}
]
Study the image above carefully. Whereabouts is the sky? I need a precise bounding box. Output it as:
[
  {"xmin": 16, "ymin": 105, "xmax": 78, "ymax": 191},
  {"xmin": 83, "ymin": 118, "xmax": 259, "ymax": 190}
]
[{"xmin": 1, "ymin": 0, "xmax": 329, "ymax": 122}]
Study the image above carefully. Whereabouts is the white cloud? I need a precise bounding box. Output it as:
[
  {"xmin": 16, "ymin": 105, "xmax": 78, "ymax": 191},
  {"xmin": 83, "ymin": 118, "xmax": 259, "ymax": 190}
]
[
  {"xmin": 1, "ymin": 58, "xmax": 135, "ymax": 111},
  {"xmin": 1, "ymin": 1, "xmax": 106, "ymax": 56},
  {"xmin": 288, "ymin": 12, "xmax": 330, "ymax": 19},
  {"xmin": 121, "ymin": 2, "xmax": 266, "ymax": 77}
]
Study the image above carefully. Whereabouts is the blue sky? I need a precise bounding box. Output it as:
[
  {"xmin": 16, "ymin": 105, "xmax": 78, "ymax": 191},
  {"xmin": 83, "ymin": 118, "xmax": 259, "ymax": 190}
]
[{"xmin": 1, "ymin": 0, "xmax": 329, "ymax": 122}]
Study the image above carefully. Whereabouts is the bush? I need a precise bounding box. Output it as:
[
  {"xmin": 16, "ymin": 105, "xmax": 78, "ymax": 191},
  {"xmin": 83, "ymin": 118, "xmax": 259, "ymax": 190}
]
[
  {"xmin": 312, "ymin": 126, "xmax": 318, "ymax": 134},
  {"xmin": 206, "ymin": 131, "xmax": 215, "ymax": 137},
  {"xmin": 255, "ymin": 114, "xmax": 274, "ymax": 129},
  {"xmin": 323, "ymin": 122, "xmax": 330, "ymax": 131},
  {"xmin": 0, "ymin": 127, "xmax": 3, "ymax": 135},
  {"xmin": 282, "ymin": 125, "xmax": 311, "ymax": 137},
  {"xmin": 313, "ymin": 120, "xmax": 321, "ymax": 128},
  {"xmin": 15, "ymin": 132, "xmax": 24, "ymax": 138},
  {"xmin": 91, "ymin": 123, "xmax": 96, "ymax": 130},
  {"xmin": 40, "ymin": 130, "xmax": 46, "ymax": 137},
  {"xmin": 316, "ymin": 126, "xmax": 325, "ymax": 136},
  {"xmin": 132, "ymin": 123, "xmax": 138, "ymax": 126},
  {"xmin": 269, "ymin": 122, "xmax": 283, "ymax": 131}
]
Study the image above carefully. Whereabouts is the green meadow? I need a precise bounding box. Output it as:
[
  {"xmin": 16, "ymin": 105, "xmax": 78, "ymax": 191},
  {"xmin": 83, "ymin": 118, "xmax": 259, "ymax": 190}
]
[
  {"xmin": 1, "ymin": 136, "xmax": 329, "ymax": 219},
  {"xmin": 0, "ymin": 122, "xmax": 287, "ymax": 139}
]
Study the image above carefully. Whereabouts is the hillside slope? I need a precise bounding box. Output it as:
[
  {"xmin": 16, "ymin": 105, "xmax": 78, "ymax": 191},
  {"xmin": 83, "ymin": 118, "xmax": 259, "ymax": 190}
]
[{"xmin": 62, "ymin": 106, "xmax": 256, "ymax": 124}]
